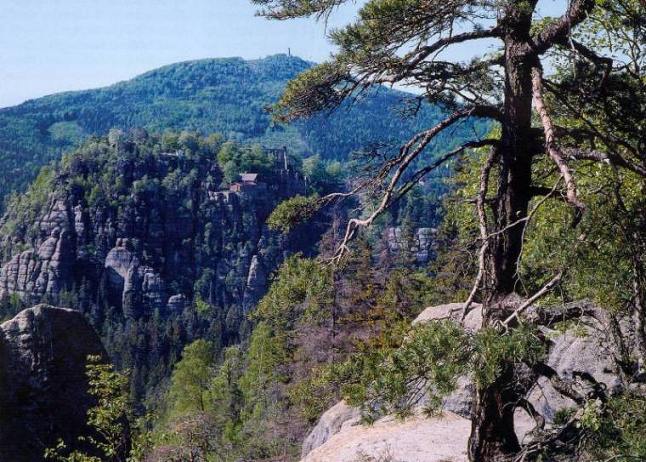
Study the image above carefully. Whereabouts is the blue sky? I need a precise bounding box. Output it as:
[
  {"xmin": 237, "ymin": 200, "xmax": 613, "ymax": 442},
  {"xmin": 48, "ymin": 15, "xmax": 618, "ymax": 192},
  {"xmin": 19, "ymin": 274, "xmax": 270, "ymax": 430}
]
[{"xmin": 0, "ymin": 0, "xmax": 567, "ymax": 108}]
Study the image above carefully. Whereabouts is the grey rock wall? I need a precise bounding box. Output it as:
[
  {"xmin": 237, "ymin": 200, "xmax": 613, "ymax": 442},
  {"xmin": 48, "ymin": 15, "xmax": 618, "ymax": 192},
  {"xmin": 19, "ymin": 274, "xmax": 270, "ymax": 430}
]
[{"xmin": 0, "ymin": 305, "xmax": 107, "ymax": 462}]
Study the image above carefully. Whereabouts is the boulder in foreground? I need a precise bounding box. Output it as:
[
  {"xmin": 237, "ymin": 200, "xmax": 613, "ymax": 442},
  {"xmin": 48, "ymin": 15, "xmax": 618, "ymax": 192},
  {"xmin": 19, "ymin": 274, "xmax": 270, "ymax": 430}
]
[
  {"xmin": 302, "ymin": 409, "xmax": 470, "ymax": 462},
  {"xmin": 0, "ymin": 305, "xmax": 106, "ymax": 462}
]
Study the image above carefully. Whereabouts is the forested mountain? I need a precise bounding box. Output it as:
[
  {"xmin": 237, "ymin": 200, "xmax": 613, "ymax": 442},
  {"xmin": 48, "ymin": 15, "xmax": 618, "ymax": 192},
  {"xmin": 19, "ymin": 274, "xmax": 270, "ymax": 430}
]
[
  {"xmin": 0, "ymin": 131, "xmax": 328, "ymax": 402},
  {"xmin": 0, "ymin": 54, "xmax": 469, "ymax": 205},
  {"xmin": 1, "ymin": 0, "xmax": 643, "ymax": 460}
]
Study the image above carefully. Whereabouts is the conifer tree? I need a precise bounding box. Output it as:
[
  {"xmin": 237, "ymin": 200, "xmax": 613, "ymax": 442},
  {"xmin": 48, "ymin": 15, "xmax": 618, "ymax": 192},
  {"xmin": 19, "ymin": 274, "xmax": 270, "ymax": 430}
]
[{"xmin": 252, "ymin": 0, "xmax": 645, "ymax": 459}]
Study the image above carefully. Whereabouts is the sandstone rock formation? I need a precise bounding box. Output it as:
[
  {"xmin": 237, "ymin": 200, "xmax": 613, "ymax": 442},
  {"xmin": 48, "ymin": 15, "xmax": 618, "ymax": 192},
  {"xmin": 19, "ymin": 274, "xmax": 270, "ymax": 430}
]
[
  {"xmin": 302, "ymin": 410, "xmax": 471, "ymax": 462},
  {"xmin": 0, "ymin": 147, "xmax": 311, "ymax": 320},
  {"xmin": 386, "ymin": 227, "xmax": 436, "ymax": 264},
  {"xmin": 0, "ymin": 305, "xmax": 107, "ymax": 462},
  {"xmin": 302, "ymin": 302, "xmax": 626, "ymax": 462},
  {"xmin": 301, "ymin": 401, "xmax": 362, "ymax": 458},
  {"xmin": 0, "ymin": 145, "xmax": 318, "ymax": 398}
]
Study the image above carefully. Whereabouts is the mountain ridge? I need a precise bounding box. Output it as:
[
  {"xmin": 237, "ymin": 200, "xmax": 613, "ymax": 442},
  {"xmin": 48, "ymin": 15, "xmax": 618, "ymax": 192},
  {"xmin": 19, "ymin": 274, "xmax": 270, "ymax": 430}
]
[
  {"xmin": 2, "ymin": 54, "xmax": 312, "ymax": 109},
  {"xmin": 0, "ymin": 54, "xmax": 464, "ymax": 206}
]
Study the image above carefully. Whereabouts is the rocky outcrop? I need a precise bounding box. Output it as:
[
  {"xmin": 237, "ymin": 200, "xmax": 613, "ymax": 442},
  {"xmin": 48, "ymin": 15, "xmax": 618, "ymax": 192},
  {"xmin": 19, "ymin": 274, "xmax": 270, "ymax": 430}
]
[
  {"xmin": 515, "ymin": 322, "xmax": 624, "ymax": 442},
  {"xmin": 0, "ymin": 305, "xmax": 107, "ymax": 461},
  {"xmin": 412, "ymin": 302, "xmax": 483, "ymax": 332},
  {"xmin": 0, "ymin": 144, "xmax": 311, "ymax": 319},
  {"xmin": 414, "ymin": 302, "xmax": 624, "ymax": 436},
  {"xmin": 302, "ymin": 302, "xmax": 627, "ymax": 461},
  {"xmin": 0, "ymin": 139, "xmax": 320, "ymax": 400},
  {"xmin": 166, "ymin": 294, "xmax": 187, "ymax": 313},
  {"xmin": 386, "ymin": 227, "xmax": 436, "ymax": 264},
  {"xmin": 0, "ymin": 223, "xmax": 75, "ymax": 303},
  {"xmin": 302, "ymin": 410, "xmax": 470, "ymax": 462},
  {"xmin": 301, "ymin": 401, "xmax": 361, "ymax": 458}
]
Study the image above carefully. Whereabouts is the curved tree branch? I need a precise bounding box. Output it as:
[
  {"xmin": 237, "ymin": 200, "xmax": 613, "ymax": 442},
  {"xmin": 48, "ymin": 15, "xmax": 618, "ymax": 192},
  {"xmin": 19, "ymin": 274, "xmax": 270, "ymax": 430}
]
[
  {"xmin": 328, "ymin": 107, "xmax": 500, "ymax": 262},
  {"xmin": 531, "ymin": 65, "xmax": 586, "ymax": 219},
  {"xmin": 501, "ymin": 272, "xmax": 564, "ymax": 328},
  {"xmin": 393, "ymin": 138, "xmax": 499, "ymax": 202},
  {"xmin": 389, "ymin": 28, "xmax": 502, "ymax": 82},
  {"xmin": 564, "ymin": 148, "xmax": 646, "ymax": 178},
  {"xmin": 531, "ymin": 362, "xmax": 585, "ymax": 405},
  {"xmin": 532, "ymin": 0, "xmax": 596, "ymax": 55}
]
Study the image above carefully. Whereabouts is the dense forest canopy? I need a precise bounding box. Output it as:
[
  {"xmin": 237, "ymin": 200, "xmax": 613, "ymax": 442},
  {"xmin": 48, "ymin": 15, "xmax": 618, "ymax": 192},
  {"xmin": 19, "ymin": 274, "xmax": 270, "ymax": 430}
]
[{"xmin": 0, "ymin": 54, "xmax": 482, "ymax": 207}]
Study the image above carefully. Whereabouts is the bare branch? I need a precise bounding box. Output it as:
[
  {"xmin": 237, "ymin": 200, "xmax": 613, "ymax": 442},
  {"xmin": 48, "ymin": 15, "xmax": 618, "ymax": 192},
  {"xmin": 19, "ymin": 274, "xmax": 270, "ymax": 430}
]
[
  {"xmin": 462, "ymin": 148, "xmax": 497, "ymax": 319},
  {"xmin": 531, "ymin": 66, "xmax": 586, "ymax": 219},
  {"xmin": 517, "ymin": 398, "xmax": 546, "ymax": 431},
  {"xmin": 393, "ymin": 138, "xmax": 499, "ymax": 202},
  {"xmin": 502, "ymin": 272, "xmax": 564, "ymax": 327},
  {"xmin": 531, "ymin": 362, "xmax": 585, "ymax": 405},
  {"xmin": 329, "ymin": 107, "xmax": 499, "ymax": 262},
  {"xmin": 532, "ymin": 0, "xmax": 596, "ymax": 55},
  {"xmin": 389, "ymin": 28, "xmax": 502, "ymax": 81},
  {"xmin": 524, "ymin": 300, "xmax": 611, "ymax": 328},
  {"xmin": 564, "ymin": 148, "xmax": 646, "ymax": 178}
]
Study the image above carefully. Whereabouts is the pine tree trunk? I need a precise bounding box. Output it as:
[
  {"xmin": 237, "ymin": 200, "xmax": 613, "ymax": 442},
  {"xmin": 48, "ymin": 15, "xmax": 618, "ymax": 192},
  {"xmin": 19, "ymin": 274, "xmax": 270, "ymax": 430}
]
[
  {"xmin": 468, "ymin": 365, "xmax": 521, "ymax": 461},
  {"xmin": 490, "ymin": 34, "xmax": 535, "ymax": 296},
  {"xmin": 468, "ymin": 9, "xmax": 536, "ymax": 461}
]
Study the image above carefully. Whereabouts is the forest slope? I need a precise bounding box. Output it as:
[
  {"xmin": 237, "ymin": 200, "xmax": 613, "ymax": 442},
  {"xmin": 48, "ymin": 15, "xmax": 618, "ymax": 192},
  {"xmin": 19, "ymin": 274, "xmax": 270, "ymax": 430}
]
[{"xmin": 0, "ymin": 54, "xmax": 474, "ymax": 204}]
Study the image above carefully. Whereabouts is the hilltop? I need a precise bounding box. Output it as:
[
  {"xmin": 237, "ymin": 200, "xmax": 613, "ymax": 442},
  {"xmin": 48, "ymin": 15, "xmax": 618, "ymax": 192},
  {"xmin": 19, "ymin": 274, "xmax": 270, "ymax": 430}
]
[{"xmin": 0, "ymin": 54, "xmax": 468, "ymax": 204}]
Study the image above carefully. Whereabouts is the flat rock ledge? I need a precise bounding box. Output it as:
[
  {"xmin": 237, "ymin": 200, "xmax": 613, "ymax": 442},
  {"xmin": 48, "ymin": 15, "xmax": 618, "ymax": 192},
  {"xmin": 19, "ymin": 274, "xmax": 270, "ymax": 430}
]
[{"xmin": 302, "ymin": 410, "xmax": 470, "ymax": 462}]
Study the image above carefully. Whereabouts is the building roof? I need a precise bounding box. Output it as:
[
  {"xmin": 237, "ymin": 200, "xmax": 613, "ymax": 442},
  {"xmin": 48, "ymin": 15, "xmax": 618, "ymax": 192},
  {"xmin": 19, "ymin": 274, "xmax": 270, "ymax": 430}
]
[{"xmin": 240, "ymin": 173, "xmax": 258, "ymax": 183}]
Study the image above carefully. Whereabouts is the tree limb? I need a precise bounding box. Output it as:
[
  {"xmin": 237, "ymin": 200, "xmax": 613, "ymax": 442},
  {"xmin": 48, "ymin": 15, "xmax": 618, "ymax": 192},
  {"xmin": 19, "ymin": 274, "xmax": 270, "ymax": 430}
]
[
  {"xmin": 524, "ymin": 300, "xmax": 611, "ymax": 328},
  {"xmin": 329, "ymin": 107, "xmax": 499, "ymax": 262},
  {"xmin": 532, "ymin": 0, "xmax": 596, "ymax": 55},
  {"xmin": 531, "ymin": 66, "xmax": 586, "ymax": 219},
  {"xmin": 517, "ymin": 398, "xmax": 546, "ymax": 431},
  {"xmin": 393, "ymin": 138, "xmax": 499, "ymax": 202},
  {"xmin": 392, "ymin": 28, "xmax": 502, "ymax": 81},
  {"xmin": 462, "ymin": 148, "xmax": 497, "ymax": 319},
  {"xmin": 531, "ymin": 362, "xmax": 585, "ymax": 405},
  {"xmin": 564, "ymin": 148, "xmax": 646, "ymax": 178},
  {"xmin": 502, "ymin": 272, "xmax": 564, "ymax": 327}
]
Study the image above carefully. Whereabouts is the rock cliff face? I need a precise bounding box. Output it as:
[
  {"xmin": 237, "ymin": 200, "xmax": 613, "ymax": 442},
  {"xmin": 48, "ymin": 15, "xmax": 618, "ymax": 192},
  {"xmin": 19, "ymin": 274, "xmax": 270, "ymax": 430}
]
[
  {"xmin": 0, "ymin": 305, "xmax": 106, "ymax": 461},
  {"xmin": 0, "ymin": 164, "xmax": 306, "ymax": 320},
  {"xmin": 385, "ymin": 226, "xmax": 436, "ymax": 264},
  {"xmin": 0, "ymin": 134, "xmax": 317, "ymax": 398}
]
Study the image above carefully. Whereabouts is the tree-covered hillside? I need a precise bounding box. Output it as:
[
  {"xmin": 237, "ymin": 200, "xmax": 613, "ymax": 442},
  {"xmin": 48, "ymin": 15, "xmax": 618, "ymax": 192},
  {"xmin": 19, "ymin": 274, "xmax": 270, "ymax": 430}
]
[
  {"xmin": 0, "ymin": 54, "xmax": 472, "ymax": 205},
  {"xmin": 0, "ymin": 130, "xmax": 331, "ymax": 403}
]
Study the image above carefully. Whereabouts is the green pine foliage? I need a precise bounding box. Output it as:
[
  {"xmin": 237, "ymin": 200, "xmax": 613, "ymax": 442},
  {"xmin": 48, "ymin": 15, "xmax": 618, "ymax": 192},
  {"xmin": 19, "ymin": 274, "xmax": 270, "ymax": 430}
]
[
  {"xmin": 266, "ymin": 195, "xmax": 322, "ymax": 233},
  {"xmin": 151, "ymin": 245, "xmax": 440, "ymax": 460},
  {"xmin": 166, "ymin": 340, "xmax": 215, "ymax": 418},
  {"xmin": 0, "ymin": 130, "xmax": 334, "ymax": 407},
  {"xmin": 336, "ymin": 321, "xmax": 544, "ymax": 421},
  {"xmin": 581, "ymin": 392, "xmax": 646, "ymax": 461},
  {"xmin": 45, "ymin": 356, "xmax": 132, "ymax": 462},
  {"xmin": 216, "ymin": 142, "xmax": 275, "ymax": 185}
]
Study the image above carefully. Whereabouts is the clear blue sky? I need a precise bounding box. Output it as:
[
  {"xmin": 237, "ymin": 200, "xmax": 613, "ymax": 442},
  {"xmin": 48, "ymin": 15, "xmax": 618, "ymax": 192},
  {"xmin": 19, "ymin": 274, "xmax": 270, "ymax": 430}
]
[{"xmin": 0, "ymin": 0, "xmax": 566, "ymax": 108}]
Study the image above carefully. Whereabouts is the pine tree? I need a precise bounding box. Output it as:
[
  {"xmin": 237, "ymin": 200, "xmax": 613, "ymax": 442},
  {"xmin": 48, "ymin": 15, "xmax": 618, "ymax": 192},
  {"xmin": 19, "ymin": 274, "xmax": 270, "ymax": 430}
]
[{"xmin": 251, "ymin": 0, "xmax": 645, "ymax": 459}]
